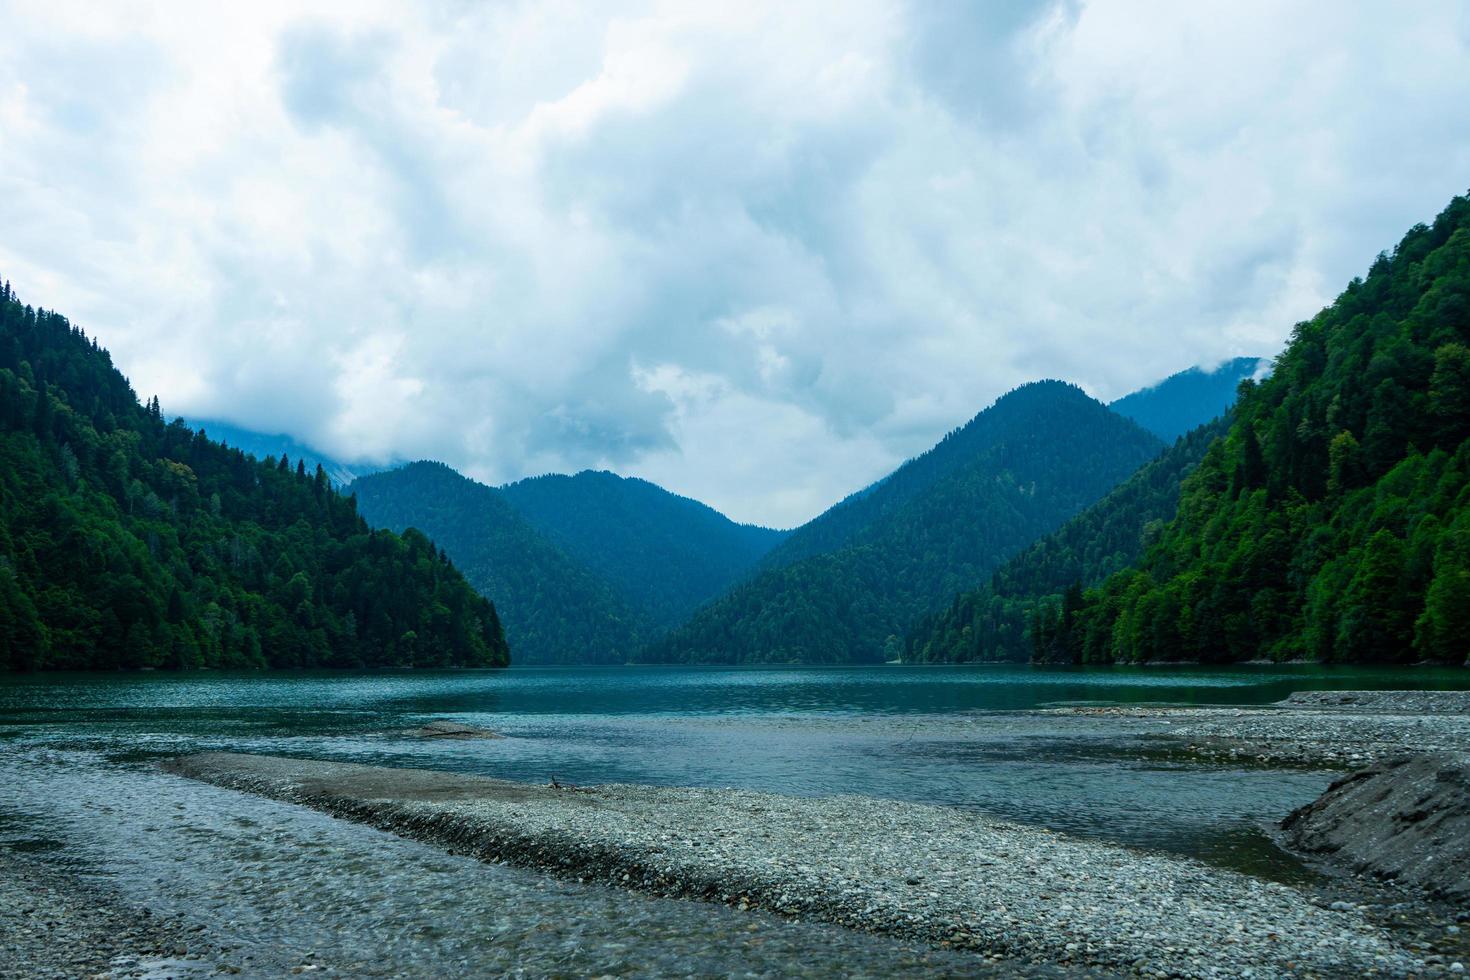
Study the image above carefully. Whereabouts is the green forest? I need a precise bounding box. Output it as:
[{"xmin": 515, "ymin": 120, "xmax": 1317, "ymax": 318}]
[
  {"xmin": 500, "ymin": 470, "xmax": 787, "ymax": 630},
  {"xmin": 0, "ymin": 284, "xmax": 508, "ymax": 670},
  {"xmin": 907, "ymin": 418, "xmax": 1226, "ymax": 662},
  {"xmin": 647, "ymin": 382, "xmax": 1164, "ymax": 664},
  {"xmin": 352, "ymin": 462, "xmax": 646, "ymax": 664},
  {"xmin": 963, "ymin": 194, "xmax": 1470, "ymax": 666}
]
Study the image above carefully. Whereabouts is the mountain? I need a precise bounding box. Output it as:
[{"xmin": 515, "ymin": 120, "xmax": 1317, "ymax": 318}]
[
  {"xmin": 752, "ymin": 385, "xmax": 1098, "ymax": 574},
  {"xmin": 499, "ymin": 470, "xmax": 788, "ymax": 630},
  {"xmin": 1109, "ymin": 356, "xmax": 1268, "ymax": 441},
  {"xmin": 183, "ymin": 418, "xmax": 385, "ymax": 488},
  {"xmin": 646, "ymin": 381, "xmax": 1164, "ymax": 664},
  {"xmin": 907, "ymin": 416, "xmax": 1228, "ymax": 663},
  {"xmin": 0, "ymin": 282, "xmax": 506, "ymax": 670},
  {"xmin": 351, "ymin": 462, "xmax": 644, "ymax": 664},
  {"xmin": 1052, "ymin": 194, "xmax": 1470, "ymax": 665}
]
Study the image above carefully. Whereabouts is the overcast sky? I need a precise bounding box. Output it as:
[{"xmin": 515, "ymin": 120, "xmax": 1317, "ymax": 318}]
[{"xmin": 3, "ymin": 1, "xmax": 1469, "ymax": 527}]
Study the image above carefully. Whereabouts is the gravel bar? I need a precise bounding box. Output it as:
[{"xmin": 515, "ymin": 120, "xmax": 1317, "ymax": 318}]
[
  {"xmin": 1050, "ymin": 690, "xmax": 1470, "ymax": 768},
  {"xmin": 167, "ymin": 751, "xmax": 1422, "ymax": 978},
  {"xmin": 0, "ymin": 849, "xmax": 228, "ymax": 979}
]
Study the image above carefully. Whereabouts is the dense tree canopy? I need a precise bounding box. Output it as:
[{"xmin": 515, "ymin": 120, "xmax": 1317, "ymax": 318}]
[
  {"xmin": 352, "ymin": 462, "xmax": 644, "ymax": 664},
  {"xmin": 1038, "ymin": 194, "xmax": 1470, "ymax": 666},
  {"xmin": 0, "ymin": 282, "xmax": 507, "ymax": 670},
  {"xmin": 500, "ymin": 470, "xmax": 788, "ymax": 630},
  {"xmin": 647, "ymin": 382, "xmax": 1164, "ymax": 664},
  {"xmin": 907, "ymin": 418, "xmax": 1227, "ymax": 663}
]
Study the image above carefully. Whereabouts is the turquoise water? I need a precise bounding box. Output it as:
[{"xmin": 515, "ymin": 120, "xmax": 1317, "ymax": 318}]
[
  {"xmin": 8, "ymin": 661, "xmax": 1466, "ymax": 716},
  {"xmin": 1, "ymin": 664, "xmax": 1464, "ymax": 975},
  {"xmin": 5, "ymin": 663, "xmax": 1467, "ymax": 859}
]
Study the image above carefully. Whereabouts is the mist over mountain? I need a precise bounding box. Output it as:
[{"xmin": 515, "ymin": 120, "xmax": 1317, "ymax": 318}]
[
  {"xmin": 184, "ymin": 418, "xmax": 388, "ymax": 489},
  {"xmin": 1109, "ymin": 357, "xmax": 1269, "ymax": 442}
]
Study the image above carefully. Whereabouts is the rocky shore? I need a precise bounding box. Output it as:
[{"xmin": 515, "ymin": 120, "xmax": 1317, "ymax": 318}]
[
  {"xmin": 1283, "ymin": 752, "xmax": 1470, "ymax": 903},
  {"xmin": 1050, "ymin": 690, "xmax": 1470, "ymax": 768},
  {"xmin": 0, "ymin": 849, "xmax": 226, "ymax": 979},
  {"xmin": 168, "ymin": 751, "xmax": 1423, "ymax": 978}
]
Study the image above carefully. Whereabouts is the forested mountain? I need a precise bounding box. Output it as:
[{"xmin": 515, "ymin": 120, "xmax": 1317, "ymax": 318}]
[
  {"xmin": 646, "ymin": 382, "xmax": 1164, "ymax": 664},
  {"xmin": 907, "ymin": 417, "xmax": 1228, "ymax": 662},
  {"xmin": 499, "ymin": 470, "xmax": 788, "ymax": 629},
  {"xmin": 1044, "ymin": 194, "xmax": 1470, "ymax": 665},
  {"xmin": 351, "ymin": 462, "xmax": 643, "ymax": 664},
  {"xmin": 0, "ymin": 283, "xmax": 507, "ymax": 670},
  {"xmin": 752, "ymin": 381, "xmax": 1118, "ymax": 572},
  {"xmin": 187, "ymin": 418, "xmax": 384, "ymax": 488},
  {"xmin": 1110, "ymin": 357, "xmax": 1268, "ymax": 441}
]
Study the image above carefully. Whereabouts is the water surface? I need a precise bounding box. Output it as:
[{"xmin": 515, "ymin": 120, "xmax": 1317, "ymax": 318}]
[{"xmin": 3, "ymin": 664, "xmax": 1464, "ymax": 975}]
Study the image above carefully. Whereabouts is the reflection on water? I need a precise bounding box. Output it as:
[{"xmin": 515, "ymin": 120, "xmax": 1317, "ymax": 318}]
[{"xmin": 1, "ymin": 664, "xmax": 1462, "ymax": 973}]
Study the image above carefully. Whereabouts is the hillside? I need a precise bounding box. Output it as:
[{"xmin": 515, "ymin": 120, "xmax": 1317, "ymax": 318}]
[
  {"xmin": 907, "ymin": 417, "xmax": 1227, "ymax": 662},
  {"xmin": 351, "ymin": 462, "xmax": 643, "ymax": 664},
  {"xmin": 1058, "ymin": 194, "xmax": 1470, "ymax": 665},
  {"xmin": 1110, "ymin": 357, "xmax": 1267, "ymax": 441},
  {"xmin": 187, "ymin": 418, "xmax": 384, "ymax": 488},
  {"xmin": 751, "ymin": 358, "xmax": 1259, "ymax": 575},
  {"xmin": 499, "ymin": 470, "xmax": 788, "ymax": 629},
  {"xmin": 646, "ymin": 382, "xmax": 1164, "ymax": 664},
  {"xmin": 754, "ymin": 384, "xmax": 1100, "ymax": 573},
  {"xmin": 0, "ymin": 283, "xmax": 506, "ymax": 670}
]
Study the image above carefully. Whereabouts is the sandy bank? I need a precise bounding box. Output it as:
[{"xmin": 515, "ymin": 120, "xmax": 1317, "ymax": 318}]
[{"xmin": 166, "ymin": 751, "xmax": 1421, "ymax": 978}]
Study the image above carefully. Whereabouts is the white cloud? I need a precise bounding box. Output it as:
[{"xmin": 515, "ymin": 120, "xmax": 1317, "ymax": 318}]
[{"xmin": 1, "ymin": 0, "xmax": 1468, "ymax": 526}]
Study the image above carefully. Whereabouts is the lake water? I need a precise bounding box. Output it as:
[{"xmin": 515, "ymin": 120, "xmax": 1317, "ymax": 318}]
[{"xmin": 2, "ymin": 664, "xmax": 1466, "ymax": 975}]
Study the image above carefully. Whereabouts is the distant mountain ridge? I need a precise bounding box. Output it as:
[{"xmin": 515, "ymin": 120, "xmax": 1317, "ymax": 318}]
[
  {"xmin": 1109, "ymin": 356, "xmax": 1268, "ymax": 441},
  {"xmin": 499, "ymin": 470, "xmax": 788, "ymax": 630},
  {"xmin": 351, "ymin": 461, "xmax": 644, "ymax": 665},
  {"xmin": 646, "ymin": 381, "xmax": 1164, "ymax": 664},
  {"xmin": 174, "ymin": 355, "xmax": 1268, "ymax": 668}
]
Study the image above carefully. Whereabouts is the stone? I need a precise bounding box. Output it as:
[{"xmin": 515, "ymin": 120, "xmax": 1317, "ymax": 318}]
[
  {"xmin": 1282, "ymin": 753, "xmax": 1470, "ymax": 902},
  {"xmin": 405, "ymin": 720, "xmax": 504, "ymax": 740}
]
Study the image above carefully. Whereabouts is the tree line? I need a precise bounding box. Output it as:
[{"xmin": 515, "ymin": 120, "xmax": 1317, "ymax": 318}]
[{"xmin": 0, "ymin": 282, "xmax": 508, "ymax": 670}]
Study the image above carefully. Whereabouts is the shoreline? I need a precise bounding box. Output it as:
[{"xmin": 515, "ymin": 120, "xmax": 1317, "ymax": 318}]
[
  {"xmin": 167, "ymin": 750, "xmax": 1424, "ymax": 978},
  {"xmin": 1049, "ymin": 689, "xmax": 1470, "ymax": 768}
]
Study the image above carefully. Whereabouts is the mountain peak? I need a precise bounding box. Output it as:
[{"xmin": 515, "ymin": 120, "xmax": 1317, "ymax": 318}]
[{"xmin": 1109, "ymin": 357, "xmax": 1269, "ymax": 441}]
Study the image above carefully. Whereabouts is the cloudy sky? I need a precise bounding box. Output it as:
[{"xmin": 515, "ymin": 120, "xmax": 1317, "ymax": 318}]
[{"xmin": 3, "ymin": 1, "xmax": 1469, "ymax": 526}]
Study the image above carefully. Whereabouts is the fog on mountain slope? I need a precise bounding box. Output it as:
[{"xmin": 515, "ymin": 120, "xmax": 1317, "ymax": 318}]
[
  {"xmin": 647, "ymin": 381, "xmax": 1164, "ymax": 665},
  {"xmin": 183, "ymin": 418, "xmax": 388, "ymax": 490},
  {"xmin": 498, "ymin": 470, "xmax": 788, "ymax": 630},
  {"xmin": 0, "ymin": 284, "xmax": 506, "ymax": 671},
  {"xmin": 350, "ymin": 461, "xmax": 645, "ymax": 665},
  {"xmin": 1108, "ymin": 357, "xmax": 1269, "ymax": 442}
]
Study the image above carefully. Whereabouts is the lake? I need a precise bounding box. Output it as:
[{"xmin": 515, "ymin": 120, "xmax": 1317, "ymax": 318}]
[{"xmin": 2, "ymin": 663, "xmax": 1466, "ymax": 975}]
